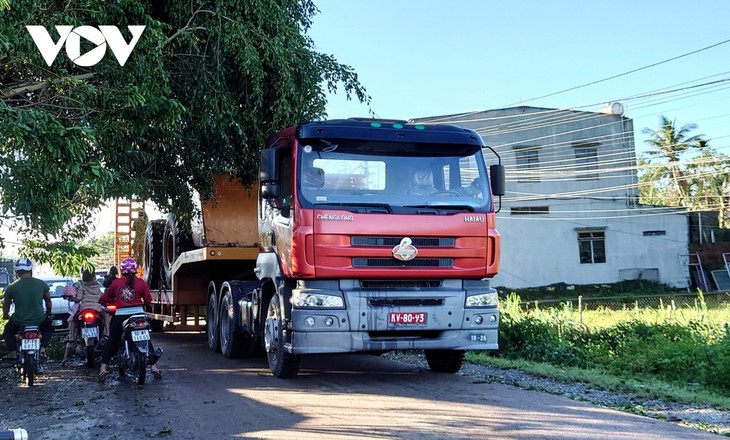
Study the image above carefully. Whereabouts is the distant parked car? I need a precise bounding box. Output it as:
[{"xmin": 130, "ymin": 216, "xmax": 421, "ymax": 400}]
[
  {"xmin": 41, "ymin": 278, "xmax": 77, "ymax": 332},
  {"xmin": 6, "ymin": 276, "xmax": 106, "ymax": 332}
]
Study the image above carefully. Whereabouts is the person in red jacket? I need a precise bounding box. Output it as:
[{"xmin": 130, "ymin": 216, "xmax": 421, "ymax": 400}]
[{"xmin": 98, "ymin": 257, "xmax": 161, "ymax": 381}]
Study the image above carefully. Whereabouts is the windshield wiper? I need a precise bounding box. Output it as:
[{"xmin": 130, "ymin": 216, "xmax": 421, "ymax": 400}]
[
  {"xmin": 403, "ymin": 204, "xmax": 475, "ymax": 213},
  {"xmin": 315, "ymin": 202, "xmax": 392, "ymax": 213}
]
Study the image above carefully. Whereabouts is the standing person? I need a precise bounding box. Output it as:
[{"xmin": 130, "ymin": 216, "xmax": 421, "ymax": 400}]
[
  {"xmin": 100, "ymin": 265, "xmax": 118, "ymax": 339},
  {"xmin": 62, "ymin": 268, "xmax": 105, "ymax": 365},
  {"xmin": 102, "ymin": 266, "xmax": 118, "ymax": 289},
  {"xmin": 98, "ymin": 258, "xmax": 161, "ymax": 381},
  {"xmin": 1, "ymin": 258, "xmax": 54, "ymax": 361}
]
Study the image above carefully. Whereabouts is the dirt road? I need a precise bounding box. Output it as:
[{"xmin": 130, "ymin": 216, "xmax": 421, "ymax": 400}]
[{"xmin": 0, "ymin": 332, "xmax": 721, "ymax": 439}]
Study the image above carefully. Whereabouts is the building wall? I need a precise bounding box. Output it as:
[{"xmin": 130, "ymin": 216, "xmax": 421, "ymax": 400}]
[{"xmin": 414, "ymin": 106, "xmax": 690, "ymax": 289}]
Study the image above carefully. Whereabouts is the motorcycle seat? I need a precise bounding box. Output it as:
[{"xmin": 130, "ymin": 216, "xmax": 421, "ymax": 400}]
[{"xmin": 122, "ymin": 314, "xmax": 149, "ymax": 327}]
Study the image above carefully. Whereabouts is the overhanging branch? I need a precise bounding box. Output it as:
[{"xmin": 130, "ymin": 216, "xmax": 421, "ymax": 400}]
[{"xmin": 1, "ymin": 73, "xmax": 95, "ymax": 99}]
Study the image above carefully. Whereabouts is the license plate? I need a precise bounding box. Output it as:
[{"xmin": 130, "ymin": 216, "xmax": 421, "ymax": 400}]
[
  {"xmin": 21, "ymin": 338, "xmax": 41, "ymax": 351},
  {"xmin": 82, "ymin": 327, "xmax": 99, "ymax": 338},
  {"xmin": 52, "ymin": 319, "xmax": 63, "ymax": 327},
  {"xmin": 470, "ymin": 334, "xmax": 489, "ymax": 343},
  {"xmin": 131, "ymin": 330, "xmax": 150, "ymax": 342},
  {"xmin": 388, "ymin": 312, "xmax": 427, "ymax": 325}
]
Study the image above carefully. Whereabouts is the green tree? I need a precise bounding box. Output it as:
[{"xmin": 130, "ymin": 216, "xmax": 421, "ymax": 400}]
[
  {"xmin": 0, "ymin": 1, "xmax": 369, "ymax": 274},
  {"xmin": 685, "ymin": 149, "xmax": 730, "ymax": 228},
  {"xmin": 85, "ymin": 232, "xmax": 116, "ymax": 272},
  {"xmin": 641, "ymin": 115, "xmax": 707, "ymax": 208}
]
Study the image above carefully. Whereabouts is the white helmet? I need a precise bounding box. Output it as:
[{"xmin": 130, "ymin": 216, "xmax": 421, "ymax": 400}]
[{"xmin": 14, "ymin": 258, "xmax": 33, "ymax": 272}]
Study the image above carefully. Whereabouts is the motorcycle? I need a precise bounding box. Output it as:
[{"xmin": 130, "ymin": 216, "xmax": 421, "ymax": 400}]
[
  {"xmin": 108, "ymin": 306, "xmax": 162, "ymax": 385},
  {"xmin": 15, "ymin": 325, "xmax": 42, "ymax": 387},
  {"xmin": 66, "ymin": 308, "xmax": 106, "ymax": 368}
]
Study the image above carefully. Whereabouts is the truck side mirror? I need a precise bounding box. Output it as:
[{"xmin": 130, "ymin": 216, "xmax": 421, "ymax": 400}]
[
  {"xmin": 259, "ymin": 148, "xmax": 279, "ymax": 182},
  {"xmin": 261, "ymin": 182, "xmax": 280, "ymax": 200},
  {"xmin": 489, "ymin": 164, "xmax": 505, "ymax": 197}
]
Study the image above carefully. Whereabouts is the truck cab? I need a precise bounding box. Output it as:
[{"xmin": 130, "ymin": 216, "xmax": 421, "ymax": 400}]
[{"xmin": 255, "ymin": 119, "xmax": 505, "ymax": 377}]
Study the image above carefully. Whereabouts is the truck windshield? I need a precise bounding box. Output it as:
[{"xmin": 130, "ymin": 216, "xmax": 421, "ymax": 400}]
[{"xmin": 297, "ymin": 139, "xmax": 493, "ymax": 213}]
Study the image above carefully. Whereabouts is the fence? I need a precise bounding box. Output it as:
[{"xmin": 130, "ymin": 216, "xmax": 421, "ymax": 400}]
[{"xmin": 520, "ymin": 291, "xmax": 730, "ymax": 312}]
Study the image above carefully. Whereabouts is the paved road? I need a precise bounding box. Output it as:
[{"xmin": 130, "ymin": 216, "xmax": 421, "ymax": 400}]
[{"xmin": 1, "ymin": 332, "xmax": 721, "ymax": 439}]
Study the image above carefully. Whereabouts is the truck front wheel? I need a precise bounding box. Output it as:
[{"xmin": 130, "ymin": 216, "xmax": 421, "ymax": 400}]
[
  {"xmin": 424, "ymin": 350, "xmax": 465, "ymax": 373},
  {"xmin": 264, "ymin": 294, "xmax": 300, "ymax": 378}
]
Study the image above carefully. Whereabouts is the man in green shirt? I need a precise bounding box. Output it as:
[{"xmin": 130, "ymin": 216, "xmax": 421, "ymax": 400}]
[{"xmin": 2, "ymin": 258, "xmax": 54, "ymax": 361}]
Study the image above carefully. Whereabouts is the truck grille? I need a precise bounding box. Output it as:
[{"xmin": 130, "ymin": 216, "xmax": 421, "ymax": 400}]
[
  {"xmin": 368, "ymin": 298, "xmax": 444, "ymax": 307},
  {"xmin": 352, "ymin": 236, "xmax": 455, "ymax": 247},
  {"xmin": 361, "ymin": 280, "xmax": 442, "ymax": 289},
  {"xmin": 352, "ymin": 258, "xmax": 453, "ymax": 268}
]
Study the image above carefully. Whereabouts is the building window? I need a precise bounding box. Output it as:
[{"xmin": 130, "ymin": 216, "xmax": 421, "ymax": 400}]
[
  {"xmin": 578, "ymin": 231, "xmax": 605, "ymax": 264},
  {"xmin": 511, "ymin": 206, "xmax": 549, "ymax": 215},
  {"xmin": 643, "ymin": 230, "xmax": 666, "ymax": 236},
  {"xmin": 515, "ymin": 149, "xmax": 539, "ymax": 182},
  {"xmin": 575, "ymin": 147, "xmax": 598, "ymax": 180}
]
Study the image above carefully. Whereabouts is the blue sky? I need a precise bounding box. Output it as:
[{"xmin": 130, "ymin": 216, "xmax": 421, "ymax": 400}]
[{"xmin": 308, "ymin": 1, "xmax": 730, "ymax": 155}]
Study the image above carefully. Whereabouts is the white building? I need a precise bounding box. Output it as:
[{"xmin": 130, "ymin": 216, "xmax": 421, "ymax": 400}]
[{"xmin": 414, "ymin": 106, "xmax": 689, "ymax": 289}]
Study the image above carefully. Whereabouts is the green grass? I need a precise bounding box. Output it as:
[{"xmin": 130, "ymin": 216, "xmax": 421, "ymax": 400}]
[
  {"xmin": 466, "ymin": 352, "xmax": 730, "ymax": 410},
  {"xmin": 489, "ymin": 292, "xmax": 730, "ymax": 410}
]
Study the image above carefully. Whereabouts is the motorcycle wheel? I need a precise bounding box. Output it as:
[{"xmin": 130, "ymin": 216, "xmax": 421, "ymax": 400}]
[
  {"xmin": 86, "ymin": 343, "xmax": 96, "ymax": 368},
  {"xmin": 24, "ymin": 354, "xmax": 35, "ymax": 387},
  {"xmin": 133, "ymin": 351, "xmax": 146, "ymax": 385}
]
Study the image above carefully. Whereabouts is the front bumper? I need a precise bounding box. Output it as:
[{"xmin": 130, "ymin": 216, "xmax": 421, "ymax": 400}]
[{"xmin": 286, "ymin": 279, "xmax": 499, "ymax": 354}]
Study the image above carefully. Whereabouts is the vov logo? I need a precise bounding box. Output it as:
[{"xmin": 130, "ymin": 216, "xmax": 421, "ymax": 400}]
[{"xmin": 26, "ymin": 25, "xmax": 146, "ymax": 67}]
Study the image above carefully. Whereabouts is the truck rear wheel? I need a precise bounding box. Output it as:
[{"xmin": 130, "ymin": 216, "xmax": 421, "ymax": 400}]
[
  {"xmin": 264, "ymin": 294, "xmax": 300, "ymax": 378},
  {"xmin": 220, "ymin": 290, "xmax": 243, "ymax": 358},
  {"xmin": 424, "ymin": 350, "xmax": 465, "ymax": 373},
  {"xmin": 207, "ymin": 294, "xmax": 221, "ymax": 353},
  {"xmin": 143, "ymin": 219, "xmax": 166, "ymax": 290}
]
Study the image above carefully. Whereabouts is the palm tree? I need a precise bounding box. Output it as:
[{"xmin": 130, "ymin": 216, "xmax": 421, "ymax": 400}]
[{"xmin": 642, "ymin": 116, "xmax": 707, "ymax": 208}]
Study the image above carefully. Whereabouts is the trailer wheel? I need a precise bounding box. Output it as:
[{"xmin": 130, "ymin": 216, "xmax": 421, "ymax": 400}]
[
  {"xmin": 264, "ymin": 294, "xmax": 300, "ymax": 378},
  {"xmin": 424, "ymin": 350, "xmax": 465, "ymax": 373},
  {"xmin": 207, "ymin": 294, "xmax": 221, "ymax": 353},
  {"xmin": 161, "ymin": 214, "xmax": 194, "ymax": 289},
  {"xmin": 143, "ymin": 219, "xmax": 166, "ymax": 290}
]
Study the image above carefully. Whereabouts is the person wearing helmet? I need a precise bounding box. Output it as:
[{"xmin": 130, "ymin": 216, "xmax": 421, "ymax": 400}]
[
  {"xmin": 2, "ymin": 258, "xmax": 55, "ymax": 361},
  {"xmin": 97, "ymin": 258, "xmax": 162, "ymax": 380}
]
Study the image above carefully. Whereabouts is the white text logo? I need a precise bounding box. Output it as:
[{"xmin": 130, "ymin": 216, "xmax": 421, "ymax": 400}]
[{"xmin": 26, "ymin": 25, "xmax": 146, "ymax": 67}]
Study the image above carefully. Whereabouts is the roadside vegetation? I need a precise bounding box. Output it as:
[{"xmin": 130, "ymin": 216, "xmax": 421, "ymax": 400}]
[{"xmin": 469, "ymin": 290, "xmax": 730, "ymax": 410}]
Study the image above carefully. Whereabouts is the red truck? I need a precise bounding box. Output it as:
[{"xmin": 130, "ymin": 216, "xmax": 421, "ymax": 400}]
[{"xmin": 144, "ymin": 118, "xmax": 505, "ymax": 378}]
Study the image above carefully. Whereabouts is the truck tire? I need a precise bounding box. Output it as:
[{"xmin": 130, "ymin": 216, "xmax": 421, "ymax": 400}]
[
  {"xmin": 424, "ymin": 349, "xmax": 465, "ymax": 373},
  {"xmin": 207, "ymin": 294, "xmax": 221, "ymax": 353},
  {"xmin": 161, "ymin": 214, "xmax": 194, "ymax": 289},
  {"xmin": 220, "ymin": 290, "xmax": 246, "ymax": 358},
  {"xmin": 264, "ymin": 294, "xmax": 301, "ymax": 378},
  {"xmin": 143, "ymin": 219, "xmax": 166, "ymax": 290}
]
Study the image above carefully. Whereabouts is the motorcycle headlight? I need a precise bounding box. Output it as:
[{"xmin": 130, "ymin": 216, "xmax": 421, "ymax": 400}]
[
  {"xmin": 465, "ymin": 291, "xmax": 499, "ymax": 307},
  {"xmin": 291, "ymin": 292, "xmax": 344, "ymax": 308}
]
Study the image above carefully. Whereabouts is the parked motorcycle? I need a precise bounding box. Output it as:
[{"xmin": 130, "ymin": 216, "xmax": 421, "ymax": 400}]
[
  {"xmin": 110, "ymin": 310, "xmax": 162, "ymax": 385},
  {"xmin": 15, "ymin": 325, "xmax": 42, "ymax": 387}
]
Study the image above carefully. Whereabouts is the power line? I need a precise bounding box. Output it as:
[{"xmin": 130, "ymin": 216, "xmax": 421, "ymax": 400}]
[{"xmin": 501, "ymin": 38, "xmax": 730, "ymax": 106}]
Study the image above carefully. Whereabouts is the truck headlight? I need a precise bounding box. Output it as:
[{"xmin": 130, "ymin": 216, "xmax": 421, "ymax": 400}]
[
  {"xmin": 465, "ymin": 291, "xmax": 498, "ymax": 307},
  {"xmin": 291, "ymin": 292, "xmax": 344, "ymax": 308}
]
